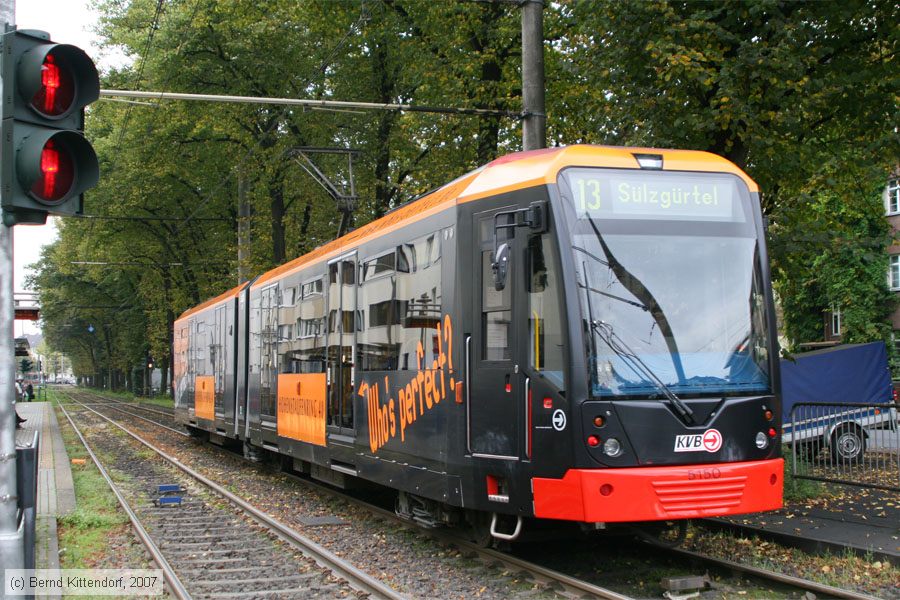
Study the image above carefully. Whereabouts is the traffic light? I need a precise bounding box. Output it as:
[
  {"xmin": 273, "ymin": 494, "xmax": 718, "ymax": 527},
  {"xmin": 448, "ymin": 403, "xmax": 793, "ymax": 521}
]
[{"xmin": 1, "ymin": 28, "xmax": 100, "ymax": 225}]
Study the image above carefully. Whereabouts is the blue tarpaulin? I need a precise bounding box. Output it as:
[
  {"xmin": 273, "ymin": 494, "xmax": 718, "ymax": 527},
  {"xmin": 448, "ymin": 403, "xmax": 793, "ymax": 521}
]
[{"xmin": 780, "ymin": 342, "xmax": 892, "ymax": 420}]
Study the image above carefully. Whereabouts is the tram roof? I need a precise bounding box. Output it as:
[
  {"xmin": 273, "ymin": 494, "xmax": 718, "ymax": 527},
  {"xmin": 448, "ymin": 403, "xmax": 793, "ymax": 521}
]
[{"xmin": 177, "ymin": 145, "xmax": 757, "ymax": 321}]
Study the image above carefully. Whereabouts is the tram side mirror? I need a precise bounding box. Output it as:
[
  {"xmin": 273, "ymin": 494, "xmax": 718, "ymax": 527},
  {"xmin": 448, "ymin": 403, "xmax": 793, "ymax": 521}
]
[
  {"xmin": 490, "ymin": 200, "xmax": 548, "ymax": 291},
  {"xmin": 492, "ymin": 242, "xmax": 511, "ymax": 291}
]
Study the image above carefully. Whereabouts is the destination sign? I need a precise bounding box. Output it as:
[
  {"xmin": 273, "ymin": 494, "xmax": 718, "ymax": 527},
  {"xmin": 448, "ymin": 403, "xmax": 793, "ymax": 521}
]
[{"xmin": 563, "ymin": 170, "xmax": 744, "ymax": 222}]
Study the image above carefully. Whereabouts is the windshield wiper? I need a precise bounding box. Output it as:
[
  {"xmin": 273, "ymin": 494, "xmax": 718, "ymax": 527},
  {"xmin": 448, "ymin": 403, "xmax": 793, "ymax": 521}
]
[
  {"xmin": 576, "ymin": 281, "xmax": 650, "ymax": 312},
  {"xmin": 581, "ymin": 218, "xmax": 687, "ymax": 384},
  {"xmin": 591, "ymin": 320, "xmax": 695, "ymax": 424}
]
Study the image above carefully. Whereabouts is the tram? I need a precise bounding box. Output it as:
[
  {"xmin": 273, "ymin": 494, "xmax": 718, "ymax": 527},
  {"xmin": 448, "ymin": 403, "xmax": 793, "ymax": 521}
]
[{"xmin": 174, "ymin": 145, "xmax": 783, "ymax": 540}]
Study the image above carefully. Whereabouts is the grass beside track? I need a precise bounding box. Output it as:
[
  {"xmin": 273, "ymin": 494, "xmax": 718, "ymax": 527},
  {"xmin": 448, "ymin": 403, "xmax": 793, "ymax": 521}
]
[
  {"xmin": 46, "ymin": 389, "xmax": 148, "ymax": 570},
  {"xmin": 69, "ymin": 387, "xmax": 175, "ymax": 410}
]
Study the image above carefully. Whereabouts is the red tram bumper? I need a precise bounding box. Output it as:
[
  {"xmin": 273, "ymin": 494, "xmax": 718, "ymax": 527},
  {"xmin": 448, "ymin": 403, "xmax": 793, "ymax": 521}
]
[{"xmin": 532, "ymin": 458, "xmax": 783, "ymax": 522}]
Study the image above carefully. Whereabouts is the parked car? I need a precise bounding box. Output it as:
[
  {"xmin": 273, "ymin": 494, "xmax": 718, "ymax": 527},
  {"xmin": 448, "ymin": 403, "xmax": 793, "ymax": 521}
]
[{"xmin": 781, "ymin": 342, "xmax": 898, "ymax": 462}]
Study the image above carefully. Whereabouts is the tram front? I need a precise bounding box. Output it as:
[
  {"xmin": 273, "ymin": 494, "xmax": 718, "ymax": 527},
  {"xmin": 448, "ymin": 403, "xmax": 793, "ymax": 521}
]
[{"xmin": 532, "ymin": 159, "xmax": 784, "ymax": 523}]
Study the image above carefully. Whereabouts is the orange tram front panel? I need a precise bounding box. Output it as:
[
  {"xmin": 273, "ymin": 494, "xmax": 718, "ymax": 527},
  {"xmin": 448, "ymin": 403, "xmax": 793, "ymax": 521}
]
[
  {"xmin": 194, "ymin": 376, "xmax": 215, "ymax": 421},
  {"xmin": 532, "ymin": 458, "xmax": 783, "ymax": 522}
]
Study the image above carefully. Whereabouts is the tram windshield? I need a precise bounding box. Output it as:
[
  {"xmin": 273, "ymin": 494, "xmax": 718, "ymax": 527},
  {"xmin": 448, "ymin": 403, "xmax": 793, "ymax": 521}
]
[{"xmin": 558, "ymin": 168, "xmax": 771, "ymax": 398}]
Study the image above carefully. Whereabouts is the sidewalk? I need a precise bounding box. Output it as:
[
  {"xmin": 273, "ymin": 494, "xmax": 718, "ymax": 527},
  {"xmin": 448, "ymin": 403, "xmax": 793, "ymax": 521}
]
[
  {"xmin": 713, "ymin": 483, "xmax": 900, "ymax": 565},
  {"xmin": 15, "ymin": 401, "xmax": 75, "ymax": 573}
]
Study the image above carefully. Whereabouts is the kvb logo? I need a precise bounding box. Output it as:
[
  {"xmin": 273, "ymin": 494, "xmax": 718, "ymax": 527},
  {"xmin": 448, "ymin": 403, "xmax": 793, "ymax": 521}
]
[
  {"xmin": 701, "ymin": 428, "xmax": 723, "ymax": 452},
  {"xmin": 674, "ymin": 428, "xmax": 723, "ymax": 453}
]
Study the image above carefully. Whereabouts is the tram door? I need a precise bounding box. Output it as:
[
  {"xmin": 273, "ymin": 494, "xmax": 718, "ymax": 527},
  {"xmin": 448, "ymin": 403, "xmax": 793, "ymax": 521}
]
[
  {"xmin": 259, "ymin": 285, "xmax": 278, "ymax": 428},
  {"xmin": 326, "ymin": 254, "xmax": 357, "ymax": 435},
  {"xmin": 213, "ymin": 305, "xmax": 227, "ymax": 419},
  {"xmin": 469, "ymin": 211, "xmax": 521, "ymax": 458}
]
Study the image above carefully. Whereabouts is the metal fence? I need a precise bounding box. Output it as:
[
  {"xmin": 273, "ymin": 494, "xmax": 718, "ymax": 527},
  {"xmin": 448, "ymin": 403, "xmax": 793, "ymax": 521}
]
[{"xmin": 786, "ymin": 402, "xmax": 900, "ymax": 492}]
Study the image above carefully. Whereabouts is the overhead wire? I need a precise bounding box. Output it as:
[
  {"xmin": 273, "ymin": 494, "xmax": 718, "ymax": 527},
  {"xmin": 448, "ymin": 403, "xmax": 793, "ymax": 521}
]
[
  {"xmin": 113, "ymin": 0, "xmax": 167, "ymax": 151},
  {"xmin": 174, "ymin": 1, "xmax": 372, "ymax": 232}
]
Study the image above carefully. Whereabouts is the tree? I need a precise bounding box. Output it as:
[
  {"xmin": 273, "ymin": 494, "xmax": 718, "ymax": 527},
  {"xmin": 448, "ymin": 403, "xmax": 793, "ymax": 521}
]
[{"xmin": 553, "ymin": 0, "xmax": 898, "ymax": 346}]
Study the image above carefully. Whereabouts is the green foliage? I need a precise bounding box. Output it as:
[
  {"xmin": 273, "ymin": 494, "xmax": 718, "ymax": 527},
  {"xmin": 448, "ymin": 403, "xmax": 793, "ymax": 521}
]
[
  {"xmin": 782, "ymin": 449, "xmax": 824, "ymax": 502},
  {"xmin": 59, "ymin": 508, "xmax": 127, "ymax": 531},
  {"xmin": 771, "ymin": 155, "xmax": 897, "ymax": 350},
  {"xmin": 553, "ymin": 0, "xmax": 898, "ymax": 347},
  {"xmin": 31, "ymin": 0, "xmax": 899, "ymax": 383}
]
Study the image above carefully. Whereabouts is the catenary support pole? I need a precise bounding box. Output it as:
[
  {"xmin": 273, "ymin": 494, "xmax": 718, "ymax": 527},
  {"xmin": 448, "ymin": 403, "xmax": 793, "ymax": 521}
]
[
  {"xmin": 521, "ymin": 0, "xmax": 546, "ymax": 151},
  {"xmin": 0, "ymin": 1, "xmax": 24, "ymax": 589}
]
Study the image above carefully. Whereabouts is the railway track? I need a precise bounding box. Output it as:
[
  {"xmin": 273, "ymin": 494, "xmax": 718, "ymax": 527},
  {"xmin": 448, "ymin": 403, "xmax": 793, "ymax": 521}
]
[
  {"xmin": 59, "ymin": 388, "xmax": 883, "ymax": 600},
  {"xmin": 67, "ymin": 393, "xmax": 183, "ymax": 434},
  {"xmin": 59, "ymin": 391, "xmax": 632, "ymax": 599},
  {"xmin": 58, "ymin": 394, "xmax": 403, "ymax": 600}
]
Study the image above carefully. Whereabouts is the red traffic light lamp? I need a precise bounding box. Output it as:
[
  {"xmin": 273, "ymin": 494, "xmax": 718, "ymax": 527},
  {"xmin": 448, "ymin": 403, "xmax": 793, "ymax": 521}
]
[{"xmin": 1, "ymin": 28, "xmax": 100, "ymax": 225}]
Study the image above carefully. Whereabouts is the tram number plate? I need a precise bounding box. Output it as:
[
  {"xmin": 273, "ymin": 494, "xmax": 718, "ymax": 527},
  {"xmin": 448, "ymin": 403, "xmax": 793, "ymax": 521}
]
[{"xmin": 687, "ymin": 467, "xmax": 721, "ymax": 481}]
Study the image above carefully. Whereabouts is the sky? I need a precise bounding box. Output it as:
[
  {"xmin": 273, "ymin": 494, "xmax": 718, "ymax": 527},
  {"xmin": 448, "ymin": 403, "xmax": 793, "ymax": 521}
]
[{"xmin": 13, "ymin": 0, "xmax": 107, "ymax": 336}]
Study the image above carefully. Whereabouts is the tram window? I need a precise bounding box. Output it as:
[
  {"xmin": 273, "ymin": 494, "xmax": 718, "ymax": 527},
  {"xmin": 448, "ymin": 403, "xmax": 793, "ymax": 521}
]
[
  {"xmin": 480, "ymin": 215, "xmax": 514, "ymax": 244},
  {"xmin": 484, "ymin": 312, "xmax": 511, "ymax": 361},
  {"xmin": 482, "ymin": 250, "xmax": 511, "ymax": 361},
  {"xmin": 482, "ymin": 251, "xmax": 510, "ymax": 311},
  {"xmin": 358, "ymin": 258, "xmax": 404, "ymax": 371},
  {"xmin": 294, "ymin": 275, "xmax": 327, "ymax": 372},
  {"xmin": 528, "ymin": 235, "xmax": 566, "ymax": 391},
  {"xmin": 358, "ymin": 231, "xmax": 443, "ymax": 371}
]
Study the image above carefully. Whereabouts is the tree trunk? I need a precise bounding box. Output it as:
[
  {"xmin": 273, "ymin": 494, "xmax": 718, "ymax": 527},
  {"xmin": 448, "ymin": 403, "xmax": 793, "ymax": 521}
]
[{"xmin": 270, "ymin": 175, "xmax": 286, "ymax": 264}]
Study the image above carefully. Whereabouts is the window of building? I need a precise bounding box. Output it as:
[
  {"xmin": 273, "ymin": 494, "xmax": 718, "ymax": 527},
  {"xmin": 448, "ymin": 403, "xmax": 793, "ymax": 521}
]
[
  {"xmin": 830, "ymin": 303, "xmax": 841, "ymax": 337},
  {"xmin": 329, "ymin": 261, "xmax": 356, "ymax": 285},
  {"xmin": 888, "ymin": 179, "xmax": 900, "ymax": 215},
  {"xmin": 361, "ymin": 248, "xmax": 412, "ymax": 282},
  {"xmin": 301, "ymin": 278, "xmax": 323, "ymax": 298},
  {"xmin": 297, "ymin": 317, "xmax": 324, "ymax": 339},
  {"xmin": 329, "ymin": 310, "xmax": 363, "ymax": 333},
  {"xmin": 891, "ymin": 256, "xmax": 900, "ymax": 291},
  {"xmin": 369, "ymin": 299, "xmax": 407, "ymax": 327},
  {"xmin": 281, "ymin": 287, "xmax": 297, "ymax": 306}
]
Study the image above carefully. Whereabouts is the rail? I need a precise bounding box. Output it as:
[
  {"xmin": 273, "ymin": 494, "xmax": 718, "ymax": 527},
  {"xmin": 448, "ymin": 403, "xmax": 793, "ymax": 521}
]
[
  {"xmin": 57, "ymin": 402, "xmax": 191, "ymax": 600},
  {"xmin": 786, "ymin": 401, "xmax": 899, "ymax": 492},
  {"xmin": 61, "ymin": 391, "xmax": 405, "ymax": 600}
]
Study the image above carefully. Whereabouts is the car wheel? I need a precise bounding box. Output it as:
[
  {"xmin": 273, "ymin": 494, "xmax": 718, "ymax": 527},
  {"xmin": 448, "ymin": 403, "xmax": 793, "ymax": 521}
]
[{"xmin": 831, "ymin": 425, "xmax": 865, "ymax": 463}]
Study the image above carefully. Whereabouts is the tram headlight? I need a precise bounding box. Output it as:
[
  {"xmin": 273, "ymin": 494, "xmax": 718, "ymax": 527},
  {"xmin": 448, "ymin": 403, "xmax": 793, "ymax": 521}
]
[
  {"xmin": 755, "ymin": 431, "xmax": 768, "ymax": 449},
  {"xmin": 603, "ymin": 437, "xmax": 623, "ymax": 457}
]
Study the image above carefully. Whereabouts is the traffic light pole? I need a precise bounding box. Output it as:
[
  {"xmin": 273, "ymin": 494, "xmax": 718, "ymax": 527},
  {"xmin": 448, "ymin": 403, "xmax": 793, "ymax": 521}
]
[
  {"xmin": 0, "ymin": 220, "xmax": 21, "ymax": 578},
  {"xmin": 0, "ymin": 0, "xmax": 25, "ymax": 579}
]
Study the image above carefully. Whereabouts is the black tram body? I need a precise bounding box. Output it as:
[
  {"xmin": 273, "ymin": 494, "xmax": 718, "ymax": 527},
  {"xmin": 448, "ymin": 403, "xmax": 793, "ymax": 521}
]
[{"xmin": 174, "ymin": 146, "xmax": 783, "ymax": 535}]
